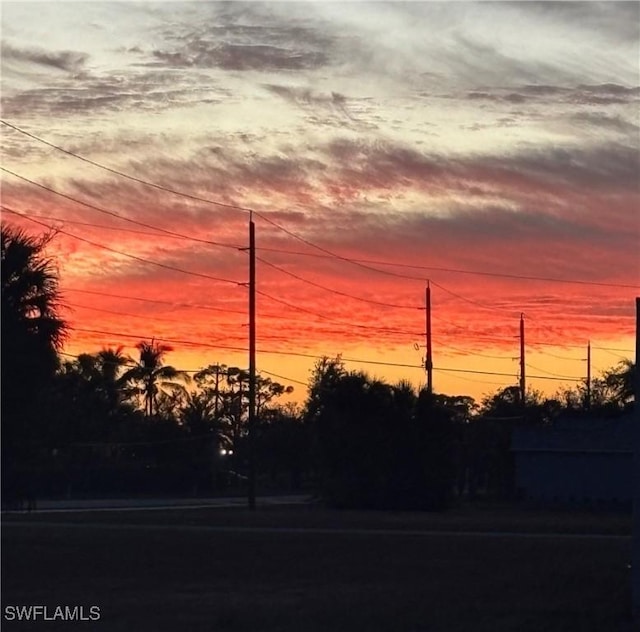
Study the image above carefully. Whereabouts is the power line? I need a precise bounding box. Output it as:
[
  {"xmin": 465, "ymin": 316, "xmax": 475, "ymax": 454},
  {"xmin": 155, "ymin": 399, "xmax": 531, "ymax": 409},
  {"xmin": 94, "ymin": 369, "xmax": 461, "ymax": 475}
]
[
  {"xmin": 243, "ymin": 212, "xmax": 640, "ymax": 288},
  {"xmin": 2, "ymin": 207, "xmax": 243, "ymax": 286},
  {"xmin": 525, "ymin": 363, "xmax": 582, "ymax": 380},
  {"xmin": 1, "ymin": 119, "xmax": 422, "ymax": 282},
  {"xmin": 60, "ymin": 276, "xmax": 631, "ymax": 354},
  {"xmin": 431, "ymin": 314, "xmax": 519, "ymax": 342},
  {"xmin": 592, "ymin": 347, "xmax": 632, "ymax": 361},
  {"xmin": 0, "ymin": 208, "xmax": 244, "ymax": 249},
  {"xmin": 66, "ymin": 325, "xmax": 586, "ymax": 382},
  {"xmin": 257, "ymin": 255, "xmax": 423, "ymax": 310},
  {"xmin": 435, "ymin": 366, "xmax": 517, "ymax": 379},
  {"xmin": 443, "ymin": 371, "xmax": 515, "ymax": 387},
  {"xmin": 430, "ymin": 279, "xmax": 519, "ymax": 317},
  {"xmin": 529, "ymin": 340, "xmax": 634, "ymax": 352},
  {"xmin": 4, "ymin": 204, "xmax": 555, "ymax": 335},
  {"xmin": 3, "ymin": 118, "xmax": 638, "ymax": 290},
  {"xmin": 592, "ymin": 346, "xmax": 635, "ymax": 354},
  {"xmin": 435, "ymin": 365, "xmax": 574, "ymax": 382},
  {"xmin": 254, "ymin": 212, "xmax": 432, "ymax": 282},
  {"xmin": 0, "ymin": 168, "xmax": 242, "ymax": 250},
  {"xmin": 258, "ymin": 369, "xmax": 308, "ymax": 387},
  {"xmin": 71, "ymin": 325, "xmax": 420, "ymax": 367},
  {"xmin": 64, "ymin": 301, "xmax": 244, "ymax": 329},
  {"xmin": 535, "ymin": 349, "xmax": 585, "ymax": 361},
  {"xmin": 64, "ymin": 288, "xmax": 247, "ymax": 316},
  {"xmin": 1, "ymin": 120, "xmax": 255, "ymax": 215},
  {"xmin": 65, "ymin": 289, "xmax": 608, "ymax": 360},
  {"xmin": 256, "ymin": 289, "xmax": 423, "ymax": 336},
  {"xmin": 17, "ymin": 206, "xmax": 634, "ymax": 312},
  {"xmin": 64, "ymin": 284, "xmax": 423, "ymax": 336},
  {"xmin": 438, "ymin": 342, "xmax": 516, "ymax": 360},
  {"xmin": 257, "ymin": 243, "xmax": 640, "ymax": 290},
  {"xmin": 71, "ymin": 326, "xmax": 248, "ymax": 354}
]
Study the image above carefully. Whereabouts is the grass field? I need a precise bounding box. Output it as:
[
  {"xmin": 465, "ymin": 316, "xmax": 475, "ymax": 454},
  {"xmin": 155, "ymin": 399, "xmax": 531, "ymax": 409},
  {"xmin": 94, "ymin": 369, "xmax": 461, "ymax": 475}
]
[{"xmin": 1, "ymin": 502, "xmax": 634, "ymax": 632}]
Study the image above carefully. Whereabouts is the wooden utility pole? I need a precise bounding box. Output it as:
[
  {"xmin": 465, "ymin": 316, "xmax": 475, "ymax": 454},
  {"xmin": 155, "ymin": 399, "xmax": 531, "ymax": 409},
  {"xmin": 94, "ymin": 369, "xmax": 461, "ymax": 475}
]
[
  {"xmin": 519, "ymin": 313, "xmax": 526, "ymax": 405},
  {"xmin": 633, "ymin": 297, "xmax": 639, "ymax": 622},
  {"xmin": 213, "ymin": 364, "xmax": 222, "ymax": 418},
  {"xmin": 248, "ymin": 216, "xmax": 257, "ymax": 510},
  {"xmin": 425, "ymin": 282, "xmax": 433, "ymax": 394},
  {"xmin": 586, "ymin": 341, "xmax": 591, "ymax": 410}
]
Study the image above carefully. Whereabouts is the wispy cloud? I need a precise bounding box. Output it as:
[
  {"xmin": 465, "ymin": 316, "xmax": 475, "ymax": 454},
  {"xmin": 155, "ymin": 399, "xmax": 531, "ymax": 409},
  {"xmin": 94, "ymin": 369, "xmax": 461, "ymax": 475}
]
[{"xmin": 1, "ymin": 42, "xmax": 88, "ymax": 73}]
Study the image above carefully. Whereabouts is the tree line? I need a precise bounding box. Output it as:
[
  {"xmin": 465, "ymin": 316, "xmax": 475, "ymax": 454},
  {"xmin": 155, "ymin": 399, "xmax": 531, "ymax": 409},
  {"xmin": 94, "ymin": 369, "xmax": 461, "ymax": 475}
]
[{"xmin": 1, "ymin": 224, "xmax": 635, "ymax": 509}]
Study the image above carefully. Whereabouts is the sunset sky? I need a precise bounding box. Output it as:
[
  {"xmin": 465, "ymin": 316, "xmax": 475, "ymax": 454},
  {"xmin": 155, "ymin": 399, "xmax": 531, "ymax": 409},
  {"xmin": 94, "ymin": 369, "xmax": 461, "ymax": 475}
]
[{"xmin": 1, "ymin": 1, "xmax": 638, "ymax": 404}]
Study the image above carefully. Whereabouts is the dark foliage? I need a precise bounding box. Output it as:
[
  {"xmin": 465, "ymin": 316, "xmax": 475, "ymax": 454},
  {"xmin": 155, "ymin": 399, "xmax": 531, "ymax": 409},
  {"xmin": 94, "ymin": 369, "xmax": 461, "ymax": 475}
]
[
  {"xmin": 307, "ymin": 357, "xmax": 458, "ymax": 511},
  {"xmin": 1, "ymin": 225, "xmax": 67, "ymax": 502}
]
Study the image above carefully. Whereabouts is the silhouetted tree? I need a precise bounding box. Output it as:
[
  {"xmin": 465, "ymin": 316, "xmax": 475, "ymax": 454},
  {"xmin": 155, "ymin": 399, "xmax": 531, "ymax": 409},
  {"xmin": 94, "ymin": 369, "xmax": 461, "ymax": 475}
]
[
  {"xmin": 194, "ymin": 363, "xmax": 228, "ymax": 419},
  {"xmin": 60, "ymin": 346, "xmax": 132, "ymax": 415},
  {"xmin": 256, "ymin": 375, "xmax": 294, "ymax": 416},
  {"xmin": 256, "ymin": 404, "xmax": 310, "ymax": 490},
  {"xmin": 121, "ymin": 340, "xmax": 189, "ymax": 418},
  {"xmin": 216, "ymin": 367, "xmax": 293, "ymax": 449},
  {"xmin": 1, "ymin": 225, "xmax": 68, "ymax": 502},
  {"xmin": 555, "ymin": 361, "xmax": 635, "ymax": 415},
  {"xmin": 306, "ymin": 357, "xmax": 457, "ymax": 510},
  {"xmin": 1, "ymin": 225, "xmax": 67, "ymax": 405},
  {"xmin": 603, "ymin": 360, "xmax": 635, "ymax": 409},
  {"xmin": 96, "ymin": 346, "xmax": 132, "ymax": 411}
]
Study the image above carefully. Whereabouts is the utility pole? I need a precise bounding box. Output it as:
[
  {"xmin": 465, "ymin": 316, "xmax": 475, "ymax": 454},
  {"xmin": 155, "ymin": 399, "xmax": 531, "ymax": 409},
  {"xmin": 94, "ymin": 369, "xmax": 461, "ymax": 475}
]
[
  {"xmin": 632, "ymin": 297, "xmax": 639, "ymax": 623},
  {"xmin": 425, "ymin": 282, "xmax": 433, "ymax": 394},
  {"xmin": 586, "ymin": 341, "xmax": 591, "ymax": 411},
  {"xmin": 213, "ymin": 364, "xmax": 222, "ymax": 419},
  {"xmin": 519, "ymin": 313, "xmax": 526, "ymax": 405},
  {"xmin": 248, "ymin": 215, "xmax": 257, "ymax": 510}
]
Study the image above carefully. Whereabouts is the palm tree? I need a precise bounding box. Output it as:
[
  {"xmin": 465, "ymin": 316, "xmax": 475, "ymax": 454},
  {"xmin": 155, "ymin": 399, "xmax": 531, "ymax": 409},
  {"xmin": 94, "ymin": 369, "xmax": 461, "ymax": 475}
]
[
  {"xmin": 1, "ymin": 225, "xmax": 67, "ymax": 395},
  {"xmin": 60, "ymin": 346, "xmax": 131, "ymax": 411},
  {"xmin": 392, "ymin": 379, "xmax": 417, "ymax": 425},
  {"xmin": 121, "ymin": 340, "xmax": 189, "ymax": 418},
  {"xmin": 96, "ymin": 346, "xmax": 132, "ymax": 411},
  {"xmin": 1, "ymin": 225, "xmax": 68, "ymax": 501},
  {"xmin": 180, "ymin": 390, "xmax": 232, "ymax": 445}
]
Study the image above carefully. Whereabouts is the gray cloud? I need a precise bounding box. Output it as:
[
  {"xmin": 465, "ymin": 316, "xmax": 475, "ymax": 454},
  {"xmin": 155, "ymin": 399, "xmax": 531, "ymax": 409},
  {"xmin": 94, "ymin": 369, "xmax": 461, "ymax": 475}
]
[
  {"xmin": 0, "ymin": 69, "xmax": 226, "ymax": 118},
  {"xmin": 324, "ymin": 138, "xmax": 448, "ymax": 181},
  {"xmin": 317, "ymin": 136, "xmax": 640, "ymax": 198},
  {"xmin": 115, "ymin": 135, "xmax": 640, "ymax": 220},
  {"xmin": 263, "ymin": 84, "xmax": 356, "ymax": 125},
  {"xmin": 265, "ymin": 84, "xmax": 345, "ymax": 108},
  {"xmin": 465, "ymin": 83, "xmax": 640, "ymax": 106},
  {"xmin": 571, "ymin": 83, "xmax": 640, "ymax": 105},
  {"xmin": 482, "ymin": 142, "xmax": 640, "ymax": 192},
  {"xmin": 151, "ymin": 43, "xmax": 326, "ymax": 72},
  {"xmin": 1, "ymin": 42, "xmax": 88, "ymax": 73},
  {"xmin": 147, "ymin": 6, "xmax": 334, "ymax": 73},
  {"xmin": 568, "ymin": 112, "xmax": 640, "ymax": 135}
]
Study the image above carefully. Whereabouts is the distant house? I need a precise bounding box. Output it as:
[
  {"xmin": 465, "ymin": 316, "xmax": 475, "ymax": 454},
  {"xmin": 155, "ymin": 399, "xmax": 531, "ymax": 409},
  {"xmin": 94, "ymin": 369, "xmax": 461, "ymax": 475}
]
[{"xmin": 511, "ymin": 414, "xmax": 634, "ymax": 507}]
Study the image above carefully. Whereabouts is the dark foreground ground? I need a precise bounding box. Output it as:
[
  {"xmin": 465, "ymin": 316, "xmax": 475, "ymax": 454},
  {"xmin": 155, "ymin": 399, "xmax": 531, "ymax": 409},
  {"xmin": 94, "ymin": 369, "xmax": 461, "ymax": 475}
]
[{"xmin": 1, "ymin": 501, "xmax": 635, "ymax": 632}]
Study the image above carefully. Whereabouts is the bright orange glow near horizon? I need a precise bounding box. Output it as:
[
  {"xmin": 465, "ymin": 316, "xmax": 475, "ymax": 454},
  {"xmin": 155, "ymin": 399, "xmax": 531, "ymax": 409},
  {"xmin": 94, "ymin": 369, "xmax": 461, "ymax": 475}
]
[{"xmin": 1, "ymin": 2, "xmax": 638, "ymax": 404}]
